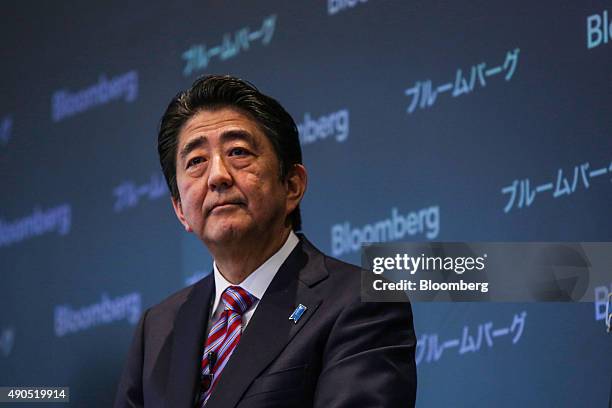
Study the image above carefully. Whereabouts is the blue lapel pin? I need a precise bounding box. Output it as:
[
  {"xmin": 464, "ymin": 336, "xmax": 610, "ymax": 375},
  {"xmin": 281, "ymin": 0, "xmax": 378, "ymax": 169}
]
[{"xmin": 289, "ymin": 304, "xmax": 307, "ymax": 324}]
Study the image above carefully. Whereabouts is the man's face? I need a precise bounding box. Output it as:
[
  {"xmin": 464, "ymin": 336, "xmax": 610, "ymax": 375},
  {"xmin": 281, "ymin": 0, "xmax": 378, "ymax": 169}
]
[{"xmin": 171, "ymin": 108, "xmax": 299, "ymax": 249}]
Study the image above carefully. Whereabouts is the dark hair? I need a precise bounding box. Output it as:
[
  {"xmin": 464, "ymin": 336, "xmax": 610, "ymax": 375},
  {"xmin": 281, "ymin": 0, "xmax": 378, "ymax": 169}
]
[{"xmin": 158, "ymin": 74, "xmax": 303, "ymax": 231}]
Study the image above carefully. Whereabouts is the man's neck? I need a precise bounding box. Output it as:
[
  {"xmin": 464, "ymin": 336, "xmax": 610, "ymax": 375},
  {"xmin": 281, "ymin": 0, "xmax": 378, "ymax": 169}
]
[{"xmin": 212, "ymin": 228, "xmax": 292, "ymax": 284}]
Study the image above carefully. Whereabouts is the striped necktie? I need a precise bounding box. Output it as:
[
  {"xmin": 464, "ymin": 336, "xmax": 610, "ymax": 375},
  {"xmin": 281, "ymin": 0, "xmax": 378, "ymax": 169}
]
[{"xmin": 198, "ymin": 286, "xmax": 255, "ymax": 406}]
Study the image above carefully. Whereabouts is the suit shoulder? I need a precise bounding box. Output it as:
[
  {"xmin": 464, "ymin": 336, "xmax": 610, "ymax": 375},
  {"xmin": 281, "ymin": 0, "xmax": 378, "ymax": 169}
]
[
  {"xmin": 319, "ymin": 254, "xmax": 363, "ymax": 296},
  {"xmin": 321, "ymin": 252, "xmax": 410, "ymax": 303},
  {"xmin": 145, "ymin": 275, "xmax": 211, "ymax": 321},
  {"xmin": 323, "ymin": 254, "xmax": 362, "ymax": 277}
]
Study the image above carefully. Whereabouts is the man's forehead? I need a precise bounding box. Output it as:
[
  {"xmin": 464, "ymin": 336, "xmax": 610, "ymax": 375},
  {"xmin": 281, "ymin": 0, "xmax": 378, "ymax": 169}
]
[{"xmin": 180, "ymin": 108, "xmax": 260, "ymax": 138}]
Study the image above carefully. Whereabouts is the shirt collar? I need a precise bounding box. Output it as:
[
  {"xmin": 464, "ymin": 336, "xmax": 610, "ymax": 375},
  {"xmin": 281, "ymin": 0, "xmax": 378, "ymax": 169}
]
[{"xmin": 212, "ymin": 231, "xmax": 299, "ymax": 311}]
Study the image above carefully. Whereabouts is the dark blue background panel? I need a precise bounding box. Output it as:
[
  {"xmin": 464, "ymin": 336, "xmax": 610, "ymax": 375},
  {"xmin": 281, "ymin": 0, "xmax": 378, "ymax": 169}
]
[{"xmin": 1, "ymin": 1, "xmax": 611, "ymax": 407}]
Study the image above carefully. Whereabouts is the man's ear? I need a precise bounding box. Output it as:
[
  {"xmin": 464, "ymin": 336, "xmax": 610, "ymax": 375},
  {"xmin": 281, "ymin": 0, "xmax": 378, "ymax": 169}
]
[
  {"xmin": 285, "ymin": 164, "xmax": 307, "ymax": 214},
  {"xmin": 171, "ymin": 196, "xmax": 193, "ymax": 232}
]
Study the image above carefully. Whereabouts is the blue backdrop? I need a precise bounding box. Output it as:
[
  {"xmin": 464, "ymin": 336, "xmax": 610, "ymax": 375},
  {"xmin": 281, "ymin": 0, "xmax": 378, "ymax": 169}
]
[{"xmin": 1, "ymin": 1, "xmax": 611, "ymax": 406}]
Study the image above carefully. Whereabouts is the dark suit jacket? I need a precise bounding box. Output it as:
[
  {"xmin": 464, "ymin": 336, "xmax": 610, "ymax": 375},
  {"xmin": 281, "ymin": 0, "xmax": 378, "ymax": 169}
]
[{"xmin": 114, "ymin": 235, "xmax": 417, "ymax": 407}]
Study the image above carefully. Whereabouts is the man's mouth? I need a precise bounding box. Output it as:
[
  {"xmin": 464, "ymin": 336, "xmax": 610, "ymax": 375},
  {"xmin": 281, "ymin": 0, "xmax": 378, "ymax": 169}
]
[{"xmin": 208, "ymin": 201, "xmax": 244, "ymax": 214}]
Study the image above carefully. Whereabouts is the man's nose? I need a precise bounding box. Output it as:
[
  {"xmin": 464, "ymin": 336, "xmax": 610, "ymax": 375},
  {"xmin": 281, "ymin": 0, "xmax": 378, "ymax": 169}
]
[{"xmin": 207, "ymin": 155, "xmax": 233, "ymax": 191}]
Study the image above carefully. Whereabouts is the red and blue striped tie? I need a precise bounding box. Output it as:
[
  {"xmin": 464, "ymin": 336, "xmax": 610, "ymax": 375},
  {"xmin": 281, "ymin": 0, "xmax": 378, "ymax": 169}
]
[{"xmin": 198, "ymin": 286, "xmax": 255, "ymax": 406}]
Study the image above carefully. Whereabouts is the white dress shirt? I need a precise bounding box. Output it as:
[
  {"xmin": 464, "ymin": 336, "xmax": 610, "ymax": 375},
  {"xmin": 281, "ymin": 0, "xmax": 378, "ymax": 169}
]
[{"xmin": 206, "ymin": 231, "xmax": 299, "ymax": 333}]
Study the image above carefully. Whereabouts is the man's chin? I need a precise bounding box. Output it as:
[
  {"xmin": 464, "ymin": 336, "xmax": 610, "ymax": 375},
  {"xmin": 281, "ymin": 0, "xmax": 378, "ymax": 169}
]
[{"xmin": 201, "ymin": 225, "xmax": 249, "ymax": 247}]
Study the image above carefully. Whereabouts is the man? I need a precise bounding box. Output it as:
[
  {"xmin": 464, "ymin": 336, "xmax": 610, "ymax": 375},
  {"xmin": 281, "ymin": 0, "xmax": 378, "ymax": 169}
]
[{"xmin": 114, "ymin": 75, "xmax": 417, "ymax": 408}]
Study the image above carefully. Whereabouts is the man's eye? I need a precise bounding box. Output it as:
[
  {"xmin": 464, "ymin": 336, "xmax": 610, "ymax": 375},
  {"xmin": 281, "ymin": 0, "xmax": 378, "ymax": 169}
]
[
  {"xmin": 229, "ymin": 147, "xmax": 249, "ymax": 156},
  {"xmin": 187, "ymin": 157, "xmax": 205, "ymax": 168}
]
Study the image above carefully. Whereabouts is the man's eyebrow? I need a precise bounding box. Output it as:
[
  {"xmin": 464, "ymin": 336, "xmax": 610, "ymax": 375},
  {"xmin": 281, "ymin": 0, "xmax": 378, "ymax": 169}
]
[
  {"xmin": 179, "ymin": 136, "xmax": 208, "ymax": 161},
  {"xmin": 220, "ymin": 129, "xmax": 260, "ymax": 149}
]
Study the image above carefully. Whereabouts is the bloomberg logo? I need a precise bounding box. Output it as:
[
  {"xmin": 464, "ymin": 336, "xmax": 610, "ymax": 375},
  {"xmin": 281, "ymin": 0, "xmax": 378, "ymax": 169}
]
[
  {"xmin": 0, "ymin": 204, "xmax": 71, "ymax": 248},
  {"xmin": 297, "ymin": 109, "xmax": 349, "ymax": 145},
  {"xmin": 331, "ymin": 205, "xmax": 440, "ymax": 257},
  {"xmin": 587, "ymin": 9, "xmax": 611, "ymax": 49},
  {"xmin": 328, "ymin": 0, "xmax": 367, "ymax": 15},
  {"xmin": 51, "ymin": 70, "xmax": 139, "ymax": 122},
  {"xmin": 54, "ymin": 292, "xmax": 141, "ymax": 337}
]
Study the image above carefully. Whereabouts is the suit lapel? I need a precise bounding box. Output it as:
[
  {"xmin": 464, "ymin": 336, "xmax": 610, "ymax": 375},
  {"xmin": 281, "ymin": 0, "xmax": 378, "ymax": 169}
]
[
  {"xmin": 206, "ymin": 237, "xmax": 327, "ymax": 408},
  {"xmin": 165, "ymin": 276, "xmax": 214, "ymax": 408}
]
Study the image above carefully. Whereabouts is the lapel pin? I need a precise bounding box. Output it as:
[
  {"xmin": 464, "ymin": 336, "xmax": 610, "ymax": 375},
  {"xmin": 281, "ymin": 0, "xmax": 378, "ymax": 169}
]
[{"xmin": 289, "ymin": 304, "xmax": 307, "ymax": 324}]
